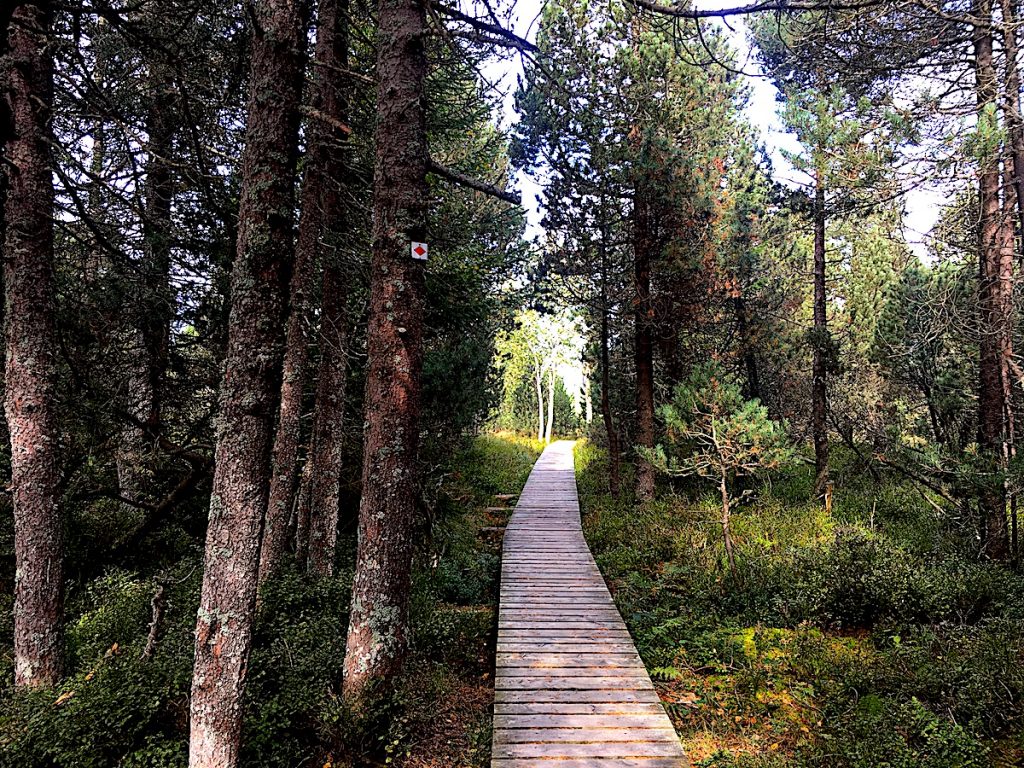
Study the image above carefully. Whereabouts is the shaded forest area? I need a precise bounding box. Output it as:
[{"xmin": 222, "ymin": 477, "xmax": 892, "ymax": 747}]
[{"xmin": 4, "ymin": 0, "xmax": 1024, "ymax": 765}]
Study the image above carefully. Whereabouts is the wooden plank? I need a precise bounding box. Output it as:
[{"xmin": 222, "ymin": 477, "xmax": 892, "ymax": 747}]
[
  {"xmin": 491, "ymin": 441, "xmax": 688, "ymax": 767},
  {"xmin": 494, "ymin": 714, "xmax": 672, "ymax": 729},
  {"xmin": 493, "ymin": 742, "xmax": 685, "ymax": 758}
]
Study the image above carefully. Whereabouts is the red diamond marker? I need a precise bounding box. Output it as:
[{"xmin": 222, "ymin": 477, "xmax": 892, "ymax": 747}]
[{"xmin": 411, "ymin": 241, "xmax": 428, "ymax": 261}]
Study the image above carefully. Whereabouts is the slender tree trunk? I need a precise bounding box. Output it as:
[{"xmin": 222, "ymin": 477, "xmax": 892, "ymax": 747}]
[
  {"xmin": 734, "ymin": 287, "xmax": 760, "ymax": 402},
  {"xmin": 342, "ymin": 0, "xmax": 429, "ymax": 706},
  {"xmin": 545, "ymin": 367, "xmax": 555, "ymax": 443},
  {"xmin": 811, "ymin": 175, "xmax": 830, "ymax": 498},
  {"xmin": 306, "ymin": 258, "xmax": 350, "ymax": 577},
  {"xmin": 188, "ymin": 0, "xmax": 307, "ymax": 764},
  {"xmin": 1001, "ymin": 0, "xmax": 1024, "ymax": 246},
  {"xmin": 975, "ymin": 1, "xmax": 1011, "ymax": 559},
  {"xmin": 535, "ymin": 362, "xmax": 545, "ymax": 442},
  {"xmin": 598, "ymin": 217, "xmax": 621, "ymax": 496},
  {"xmin": 633, "ymin": 182, "xmax": 656, "ymax": 502},
  {"xmin": 261, "ymin": 0, "xmax": 350, "ymax": 584},
  {"xmin": 304, "ymin": 0, "xmax": 351, "ymax": 577},
  {"xmin": 4, "ymin": 1, "xmax": 63, "ymax": 689},
  {"xmin": 119, "ymin": 58, "xmax": 176, "ymax": 511},
  {"xmin": 293, "ymin": 460, "xmax": 313, "ymax": 567},
  {"xmin": 720, "ymin": 466, "xmax": 735, "ymax": 576}
]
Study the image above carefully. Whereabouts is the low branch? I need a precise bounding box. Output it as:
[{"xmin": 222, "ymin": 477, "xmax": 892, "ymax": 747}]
[
  {"xmin": 141, "ymin": 583, "xmax": 166, "ymax": 661},
  {"xmin": 428, "ymin": 159, "xmax": 521, "ymax": 205},
  {"xmin": 301, "ymin": 105, "xmax": 352, "ymax": 136},
  {"xmin": 431, "ymin": 4, "xmax": 539, "ymax": 52}
]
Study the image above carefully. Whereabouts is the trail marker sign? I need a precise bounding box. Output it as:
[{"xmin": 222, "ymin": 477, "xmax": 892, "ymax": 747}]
[{"xmin": 411, "ymin": 242, "xmax": 428, "ymax": 261}]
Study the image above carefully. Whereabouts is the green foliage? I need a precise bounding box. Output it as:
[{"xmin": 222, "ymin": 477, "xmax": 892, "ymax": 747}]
[
  {"xmin": 650, "ymin": 364, "xmax": 793, "ymax": 484},
  {"xmin": 577, "ymin": 443, "xmax": 1024, "ymax": 766}
]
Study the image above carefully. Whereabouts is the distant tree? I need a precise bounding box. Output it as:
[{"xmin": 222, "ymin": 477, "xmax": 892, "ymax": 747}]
[{"xmin": 648, "ymin": 365, "xmax": 792, "ymax": 575}]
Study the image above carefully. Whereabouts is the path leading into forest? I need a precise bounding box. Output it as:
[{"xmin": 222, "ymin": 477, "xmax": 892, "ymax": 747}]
[{"xmin": 492, "ymin": 440, "xmax": 689, "ymax": 767}]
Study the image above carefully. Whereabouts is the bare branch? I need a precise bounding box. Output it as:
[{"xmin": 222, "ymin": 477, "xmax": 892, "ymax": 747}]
[{"xmin": 428, "ymin": 159, "xmax": 521, "ymax": 205}]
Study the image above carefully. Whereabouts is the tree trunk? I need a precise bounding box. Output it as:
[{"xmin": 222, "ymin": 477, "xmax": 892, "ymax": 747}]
[
  {"xmin": 535, "ymin": 362, "xmax": 545, "ymax": 441},
  {"xmin": 261, "ymin": 0, "xmax": 349, "ymax": 584},
  {"xmin": 4, "ymin": 0, "xmax": 64, "ymax": 689},
  {"xmin": 304, "ymin": 0, "xmax": 351, "ymax": 579},
  {"xmin": 342, "ymin": 0, "xmax": 428, "ymax": 706},
  {"xmin": 545, "ymin": 367, "xmax": 555, "ymax": 443},
  {"xmin": 720, "ymin": 467, "xmax": 735, "ymax": 576},
  {"xmin": 811, "ymin": 175, "xmax": 830, "ymax": 498},
  {"xmin": 119, "ymin": 58, "xmax": 176, "ymax": 512},
  {"xmin": 975, "ymin": 1, "xmax": 1011, "ymax": 559},
  {"xmin": 188, "ymin": 0, "xmax": 308, "ymax": 764},
  {"xmin": 633, "ymin": 182, "xmax": 656, "ymax": 502},
  {"xmin": 598, "ymin": 218, "xmax": 621, "ymax": 497},
  {"xmin": 734, "ymin": 287, "xmax": 760, "ymax": 402},
  {"xmin": 306, "ymin": 258, "xmax": 350, "ymax": 577},
  {"xmin": 1000, "ymin": 0, "xmax": 1024, "ymax": 248}
]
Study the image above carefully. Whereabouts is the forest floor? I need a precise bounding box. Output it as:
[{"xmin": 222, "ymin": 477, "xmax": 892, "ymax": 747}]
[
  {"xmin": 575, "ymin": 440, "xmax": 1024, "ymax": 768},
  {"xmin": 0, "ymin": 431, "xmax": 543, "ymax": 768}
]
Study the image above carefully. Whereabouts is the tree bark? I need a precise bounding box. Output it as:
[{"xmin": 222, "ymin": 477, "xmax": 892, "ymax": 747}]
[
  {"xmin": 4, "ymin": 0, "xmax": 64, "ymax": 689},
  {"xmin": 260, "ymin": 0, "xmax": 350, "ymax": 584},
  {"xmin": 811, "ymin": 174, "xmax": 829, "ymax": 498},
  {"xmin": 342, "ymin": 0, "xmax": 428, "ymax": 706},
  {"xmin": 302, "ymin": 0, "xmax": 351, "ymax": 580},
  {"xmin": 545, "ymin": 367, "xmax": 555, "ymax": 443},
  {"xmin": 720, "ymin": 466, "xmax": 735, "ymax": 577},
  {"xmin": 599, "ymin": 306, "xmax": 621, "ymax": 498},
  {"xmin": 119, "ymin": 57, "xmax": 176, "ymax": 512},
  {"xmin": 734, "ymin": 286, "xmax": 760, "ymax": 402},
  {"xmin": 534, "ymin": 357, "xmax": 545, "ymax": 442},
  {"xmin": 633, "ymin": 182, "xmax": 656, "ymax": 502},
  {"xmin": 188, "ymin": 0, "xmax": 308, "ymax": 764},
  {"xmin": 1000, "ymin": 0, "xmax": 1024, "ymax": 246},
  {"xmin": 975, "ymin": 0, "xmax": 1012, "ymax": 559}
]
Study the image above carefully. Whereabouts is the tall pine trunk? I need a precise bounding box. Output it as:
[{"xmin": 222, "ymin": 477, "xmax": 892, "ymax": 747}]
[
  {"xmin": 342, "ymin": 0, "xmax": 428, "ymax": 705},
  {"xmin": 599, "ymin": 246, "xmax": 621, "ymax": 497},
  {"xmin": 811, "ymin": 175, "xmax": 829, "ymax": 498},
  {"xmin": 261, "ymin": 0, "xmax": 350, "ymax": 583},
  {"xmin": 1001, "ymin": 0, "xmax": 1024, "ymax": 241},
  {"xmin": 633, "ymin": 182, "xmax": 656, "ymax": 502},
  {"xmin": 303, "ymin": 0, "xmax": 351, "ymax": 579},
  {"xmin": 4, "ymin": 0, "xmax": 64, "ymax": 689},
  {"xmin": 975, "ymin": 0, "xmax": 1012, "ymax": 559},
  {"xmin": 188, "ymin": 0, "xmax": 307, "ymax": 764},
  {"xmin": 535, "ymin": 360, "xmax": 545, "ymax": 441},
  {"xmin": 119, "ymin": 57, "xmax": 176, "ymax": 511}
]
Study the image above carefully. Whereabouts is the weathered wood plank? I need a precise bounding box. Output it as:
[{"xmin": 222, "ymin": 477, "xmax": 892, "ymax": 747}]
[{"xmin": 492, "ymin": 441, "xmax": 687, "ymax": 767}]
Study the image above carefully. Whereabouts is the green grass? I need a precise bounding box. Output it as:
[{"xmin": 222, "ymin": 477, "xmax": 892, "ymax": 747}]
[{"xmin": 575, "ymin": 440, "xmax": 1024, "ymax": 767}]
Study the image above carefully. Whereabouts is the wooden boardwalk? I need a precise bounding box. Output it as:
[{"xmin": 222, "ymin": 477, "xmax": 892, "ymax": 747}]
[{"xmin": 492, "ymin": 441, "xmax": 689, "ymax": 767}]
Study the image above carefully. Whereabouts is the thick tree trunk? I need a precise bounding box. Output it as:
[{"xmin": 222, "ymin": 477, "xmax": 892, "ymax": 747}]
[
  {"xmin": 4, "ymin": 0, "xmax": 63, "ymax": 689},
  {"xmin": 975, "ymin": 2, "xmax": 1012, "ymax": 559},
  {"xmin": 188, "ymin": 0, "xmax": 307, "ymax": 764},
  {"xmin": 342, "ymin": 0, "xmax": 428, "ymax": 706},
  {"xmin": 811, "ymin": 176, "xmax": 829, "ymax": 498},
  {"xmin": 633, "ymin": 182, "xmax": 656, "ymax": 502},
  {"xmin": 261, "ymin": 0, "xmax": 350, "ymax": 584}
]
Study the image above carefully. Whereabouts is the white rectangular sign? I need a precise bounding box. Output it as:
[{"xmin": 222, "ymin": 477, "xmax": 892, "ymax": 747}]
[{"xmin": 411, "ymin": 242, "xmax": 428, "ymax": 261}]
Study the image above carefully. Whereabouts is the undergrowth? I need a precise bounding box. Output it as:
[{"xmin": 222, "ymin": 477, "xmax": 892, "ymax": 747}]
[
  {"xmin": 0, "ymin": 432, "xmax": 542, "ymax": 767},
  {"xmin": 576, "ymin": 439, "xmax": 1024, "ymax": 767}
]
